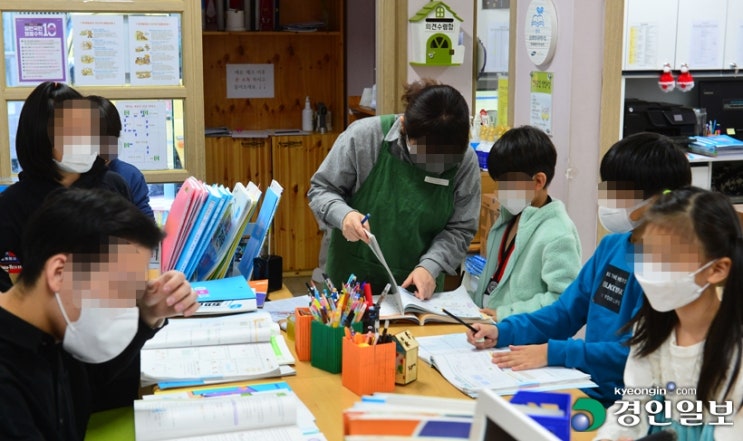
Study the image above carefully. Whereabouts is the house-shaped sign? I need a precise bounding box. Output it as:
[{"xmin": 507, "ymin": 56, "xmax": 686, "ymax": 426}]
[{"xmin": 409, "ymin": 1, "xmax": 464, "ymax": 66}]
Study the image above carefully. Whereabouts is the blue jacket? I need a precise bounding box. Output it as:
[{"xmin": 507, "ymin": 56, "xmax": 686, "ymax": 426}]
[
  {"xmin": 496, "ymin": 232, "xmax": 644, "ymax": 407},
  {"xmin": 108, "ymin": 159, "xmax": 153, "ymax": 218}
]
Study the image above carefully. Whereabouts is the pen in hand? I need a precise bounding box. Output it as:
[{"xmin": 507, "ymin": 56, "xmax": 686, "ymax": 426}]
[
  {"xmin": 441, "ymin": 308, "xmax": 478, "ymax": 334},
  {"xmin": 360, "ymin": 213, "xmax": 371, "ymax": 225}
]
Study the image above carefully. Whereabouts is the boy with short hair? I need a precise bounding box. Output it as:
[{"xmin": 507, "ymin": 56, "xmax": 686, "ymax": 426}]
[
  {"xmin": 0, "ymin": 188, "xmax": 199, "ymax": 439},
  {"xmin": 468, "ymin": 132, "xmax": 692, "ymax": 407},
  {"xmin": 471, "ymin": 125, "xmax": 581, "ymax": 320}
]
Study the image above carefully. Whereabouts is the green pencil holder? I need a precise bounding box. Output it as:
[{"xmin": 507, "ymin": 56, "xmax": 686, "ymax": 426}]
[{"xmin": 310, "ymin": 320, "xmax": 362, "ymax": 374}]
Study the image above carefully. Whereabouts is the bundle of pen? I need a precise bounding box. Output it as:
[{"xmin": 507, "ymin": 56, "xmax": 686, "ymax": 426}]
[
  {"xmin": 342, "ymin": 318, "xmax": 396, "ymax": 395},
  {"xmin": 305, "ymin": 274, "xmax": 391, "ymax": 330}
]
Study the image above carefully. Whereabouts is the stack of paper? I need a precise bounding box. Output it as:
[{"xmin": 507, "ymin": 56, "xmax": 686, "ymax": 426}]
[
  {"xmin": 419, "ymin": 334, "xmax": 597, "ymax": 398},
  {"xmin": 140, "ymin": 311, "xmax": 296, "ymax": 388},
  {"xmin": 135, "ymin": 381, "xmax": 325, "ymax": 441},
  {"xmin": 161, "ymin": 177, "xmax": 263, "ymax": 281}
]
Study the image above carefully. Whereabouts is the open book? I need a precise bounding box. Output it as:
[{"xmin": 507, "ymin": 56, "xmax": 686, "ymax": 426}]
[
  {"xmin": 377, "ymin": 284, "xmax": 488, "ymax": 325},
  {"xmin": 140, "ymin": 313, "xmax": 295, "ymax": 387},
  {"xmin": 135, "ymin": 388, "xmax": 325, "ymax": 441},
  {"xmin": 417, "ymin": 333, "xmax": 597, "ymax": 398}
]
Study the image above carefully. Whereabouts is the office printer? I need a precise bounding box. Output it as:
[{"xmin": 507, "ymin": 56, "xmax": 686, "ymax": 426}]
[{"xmin": 623, "ymin": 99, "xmax": 697, "ymax": 137}]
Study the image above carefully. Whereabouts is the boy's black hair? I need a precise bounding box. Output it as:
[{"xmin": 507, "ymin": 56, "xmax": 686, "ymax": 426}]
[
  {"xmin": 16, "ymin": 188, "xmax": 163, "ymax": 288},
  {"xmin": 486, "ymin": 125, "xmax": 557, "ymax": 185},
  {"xmin": 600, "ymin": 132, "xmax": 691, "ymax": 198}
]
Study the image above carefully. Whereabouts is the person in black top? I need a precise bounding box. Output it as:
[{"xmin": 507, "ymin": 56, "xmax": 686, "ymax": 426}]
[
  {"xmin": 0, "ymin": 187, "xmax": 199, "ymax": 440},
  {"xmin": 0, "ymin": 82, "xmax": 132, "ymax": 292}
]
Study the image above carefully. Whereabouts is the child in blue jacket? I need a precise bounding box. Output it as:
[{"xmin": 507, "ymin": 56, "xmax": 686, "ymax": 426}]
[{"xmin": 467, "ymin": 132, "xmax": 691, "ymax": 407}]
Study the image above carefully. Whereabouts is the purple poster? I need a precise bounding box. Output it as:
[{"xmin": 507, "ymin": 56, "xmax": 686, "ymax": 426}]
[{"xmin": 14, "ymin": 16, "xmax": 67, "ymax": 84}]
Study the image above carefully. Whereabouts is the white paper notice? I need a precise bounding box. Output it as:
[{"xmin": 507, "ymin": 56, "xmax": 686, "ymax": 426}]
[
  {"xmin": 529, "ymin": 71, "xmax": 553, "ymax": 135},
  {"xmin": 226, "ymin": 64, "xmax": 275, "ymax": 99},
  {"xmin": 626, "ymin": 22, "xmax": 659, "ymax": 68},
  {"xmin": 72, "ymin": 15, "xmax": 126, "ymax": 86},
  {"xmin": 116, "ymin": 101, "xmax": 168, "ymax": 170},
  {"xmin": 485, "ymin": 23, "xmax": 509, "ymax": 73},
  {"xmin": 689, "ymin": 20, "xmax": 722, "ymax": 68},
  {"xmin": 129, "ymin": 16, "xmax": 180, "ymax": 86}
]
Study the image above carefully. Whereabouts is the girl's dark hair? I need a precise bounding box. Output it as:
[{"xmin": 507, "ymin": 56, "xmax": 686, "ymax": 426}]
[
  {"xmin": 401, "ymin": 78, "xmax": 470, "ymax": 154},
  {"xmin": 16, "ymin": 82, "xmax": 83, "ymax": 182},
  {"xmin": 600, "ymin": 132, "xmax": 691, "ymax": 198},
  {"xmin": 627, "ymin": 186, "xmax": 743, "ymax": 405},
  {"xmin": 487, "ymin": 125, "xmax": 557, "ymax": 185}
]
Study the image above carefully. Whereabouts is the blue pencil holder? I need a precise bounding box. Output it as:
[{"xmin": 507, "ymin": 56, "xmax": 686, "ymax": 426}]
[{"xmin": 510, "ymin": 391, "xmax": 571, "ymax": 441}]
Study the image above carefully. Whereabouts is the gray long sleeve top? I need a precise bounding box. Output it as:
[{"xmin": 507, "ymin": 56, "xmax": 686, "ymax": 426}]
[{"xmin": 307, "ymin": 115, "xmax": 481, "ymax": 278}]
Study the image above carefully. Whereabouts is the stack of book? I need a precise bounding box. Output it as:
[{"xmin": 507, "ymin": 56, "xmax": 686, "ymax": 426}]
[
  {"xmin": 135, "ymin": 381, "xmax": 324, "ymax": 440},
  {"xmin": 140, "ymin": 311, "xmax": 296, "ymax": 389},
  {"xmin": 161, "ymin": 178, "xmax": 283, "ymax": 282}
]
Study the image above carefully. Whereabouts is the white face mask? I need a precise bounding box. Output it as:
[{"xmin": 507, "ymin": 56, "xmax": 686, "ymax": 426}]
[
  {"xmin": 634, "ymin": 260, "xmax": 715, "ymax": 312},
  {"xmin": 55, "ymin": 293, "xmax": 139, "ymax": 363},
  {"xmin": 497, "ymin": 189, "xmax": 532, "ymax": 215},
  {"xmin": 54, "ymin": 139, "xmax": 99, "ymax": 174},
  {"xmin": 598, "ymin": 198, "xmax": 650, "ymax": 233}
]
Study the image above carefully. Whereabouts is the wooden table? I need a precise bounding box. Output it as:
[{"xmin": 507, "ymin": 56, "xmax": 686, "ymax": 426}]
[{"xmin": 86, "ymin": 286, "xmax": 598, "ymax": 441}]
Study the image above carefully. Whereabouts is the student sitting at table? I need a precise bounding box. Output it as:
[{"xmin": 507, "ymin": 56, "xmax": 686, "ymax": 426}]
[
  {"xmin": 596, "ymin": 187, "xmax": 743, "ymax": 441},
  {"xmin": 466, "ymin": 132, "xmax": 692, "ymax": 407},
  {"xmin": 470, "ymin": 125, "xmax": 581, "ymax": 320},
  {"xmin": 0, "ymin": 188, "xmax": 199, "ymax": 440}
]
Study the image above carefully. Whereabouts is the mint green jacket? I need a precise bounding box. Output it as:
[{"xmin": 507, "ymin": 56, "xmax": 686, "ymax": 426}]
[{"xmin": 470, "ymin": 199, "xmax": 581, "ymax": 320}]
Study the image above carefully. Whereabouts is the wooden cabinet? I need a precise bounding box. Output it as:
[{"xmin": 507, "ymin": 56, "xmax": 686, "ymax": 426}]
[
  {"xmin": 202, "ymin": 0, "xmax": 344, "ymax": 274},
  {"xmin": 205, "ymin": 133, "xmax": 337, "ymax": 274},
  {"xmin": 623, "ymin": 0, "xmax": 738, "ymax": 71}
]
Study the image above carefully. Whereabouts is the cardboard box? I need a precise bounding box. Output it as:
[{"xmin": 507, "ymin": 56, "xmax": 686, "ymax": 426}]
[
  {"xmin": 393, "ymin": 330, "xmax": 419, "ymax": 384},
  {"xmin": 479, "ymin": 193, "xmax": 500, "ymax": 257}
]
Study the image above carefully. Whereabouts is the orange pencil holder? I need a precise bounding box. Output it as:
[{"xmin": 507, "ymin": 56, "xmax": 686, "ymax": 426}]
[
  {"xmin": 341, "ymin": 339, "xmax": 396, "ymax": 395},
  {"xmin": 310, "ymin": 321, "xmax": 362, "ymax": 374},
  {"xmin": 294, "ymin": 307, "xmax": 313, "ymax": 361}
]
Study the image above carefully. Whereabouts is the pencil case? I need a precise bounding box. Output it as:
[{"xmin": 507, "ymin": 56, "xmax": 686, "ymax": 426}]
[
  {"xmin": 294, "ymin": 307, "xmax": 313, "ymax": 361},
  {"xmin": 342, "ymin": 338, "xmax": 396, "ymax": 395},
  {"xmin": 310, "ymin": 321, "xmax": 362, "ymax": 374}
]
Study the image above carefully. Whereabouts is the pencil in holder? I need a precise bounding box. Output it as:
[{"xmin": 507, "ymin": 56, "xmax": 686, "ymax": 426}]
[
  {"xmin": 294, "ymin": 307, "xmax": 313, "ymax": 361},
  {"xmin": 310, "ymin": 321, "xmax": 362, "ymax": 373},
  {"xmin": 341, "ymin": 339, "xmax": 396, "ymax": 395}
]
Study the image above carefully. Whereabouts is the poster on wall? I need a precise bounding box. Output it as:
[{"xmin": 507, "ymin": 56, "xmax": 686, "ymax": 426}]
[
  {"xmin": 226, "ymin": 64, "xmax": 275, "ymax": 99},
  {"xmin": 529, "ymin": 71, "xmax": 553, "ymax": 135},
  {"xmin": 116, "ymin": 101, "xmax": 169, "ymax": 170},
  {"xmin": 14, "ymin": 15, "xmax": 67, "ymax": 84},
  {"xmin": 128, "ymin": 16, "xmax": 180, "ymax": 86},
  {"xmin": 71, "ymin": 15, "xmax": 126, "ymax": 86}
]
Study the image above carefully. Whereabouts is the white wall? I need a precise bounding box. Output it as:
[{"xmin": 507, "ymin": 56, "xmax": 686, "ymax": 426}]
[
  {"xmin": 406, "ymin": 0, "xmax": 475, "ymax": 113},
  {"xmin": 513, "ymin": 0, "xmax": 605, "ymax": 261}
]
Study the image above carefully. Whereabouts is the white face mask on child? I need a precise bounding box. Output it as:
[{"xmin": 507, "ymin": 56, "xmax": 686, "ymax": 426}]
[
  {"xmin": 497, "ymin": 190, "xmax": 532, "ymax": 215},
  {"xmin": 634, "ymin": 260, "xmax": 715, "ymax": 312},
  {"xmin": 598, "ymin": 198, "xmax": 650, "ymax": 233},
  {"xmin": 55, "ymin": 293, "xmax": 139, "ymax": 363}
]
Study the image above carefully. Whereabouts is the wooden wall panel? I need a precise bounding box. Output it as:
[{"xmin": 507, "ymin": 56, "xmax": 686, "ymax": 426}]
[
  {"xmin": 271, "ymin": 133, "xmax": 334, "ymax": 273},
  {"xmin": 204, "ymin": 137, "xmax": 272, "ymax": 190}
]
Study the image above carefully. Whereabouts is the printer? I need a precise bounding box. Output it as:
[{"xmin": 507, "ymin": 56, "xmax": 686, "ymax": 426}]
[{"xmin": 623, "ymin": 99, "xmax": 697, "ymax": 138}]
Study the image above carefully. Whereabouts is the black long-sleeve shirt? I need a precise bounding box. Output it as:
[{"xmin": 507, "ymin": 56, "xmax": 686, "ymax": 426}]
[{"xmin": 0, "ymin": 307, "xmax": 158, "ymax": 440}]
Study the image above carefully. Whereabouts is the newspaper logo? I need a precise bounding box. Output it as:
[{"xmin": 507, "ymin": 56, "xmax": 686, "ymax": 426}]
[{"xmin": 571, "ymin": 397, "xmax": 606, "ymax": 431}]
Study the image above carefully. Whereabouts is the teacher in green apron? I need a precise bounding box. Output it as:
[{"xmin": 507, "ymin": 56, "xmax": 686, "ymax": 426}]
[{"xmin": 308, "ymin": 79, "xmax": 481, "ymax": 299}]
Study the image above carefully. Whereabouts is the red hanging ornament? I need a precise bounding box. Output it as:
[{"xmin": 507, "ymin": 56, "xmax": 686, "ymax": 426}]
[
  {"xmin": 676, "ymin": 63, "xmax": 695, "ymax": 92},
  {"xmin": 658, "ymin": 63, "xmax": 675, "ymax": 93}
]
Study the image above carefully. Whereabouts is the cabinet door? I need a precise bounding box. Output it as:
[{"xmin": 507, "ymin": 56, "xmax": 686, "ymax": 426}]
[
  {"xmin": 676, "ymin": 0, "xmax": 727, "ymax": 69},
  {"xmin": 204, "ymin": 137, "xmax": 272, "ymax": 190},
  {"xmin": 623, "ymin": 0, "xmax": 679, "ymax": 70},
  {"xmin": 271, "ymin": 134, "xmax": 335, "ymax": 272},
  {"xmin": 724, "ymin": 0, "xmax": 743, "ymax": 70}
]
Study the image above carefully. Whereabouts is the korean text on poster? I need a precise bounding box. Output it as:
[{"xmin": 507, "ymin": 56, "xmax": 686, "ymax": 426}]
[
  {"xmin": 226, "ymin": 64, "xmax": 275, "ymax": 99},
  {"xmin": 529, "ymin": 71, "xmax": 553, "ymax": 135},
  {"xmin": 14, "ymin": 15, "xmax": 67, "ymax": 84},
  {"xmin": 116, "ymin": 101, "xmax": 168, "ymax": 170}
]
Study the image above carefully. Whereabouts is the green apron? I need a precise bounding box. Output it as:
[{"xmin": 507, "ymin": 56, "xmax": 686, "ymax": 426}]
[{"xmin": 325, "ymin": 114, "xmax": 457, "ymax": 294}]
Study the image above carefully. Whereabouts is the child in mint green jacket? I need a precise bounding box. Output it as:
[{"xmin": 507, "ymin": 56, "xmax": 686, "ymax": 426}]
[{"xmin": 470, "ymin": 126, "xmax": 581, "ymax": 320}]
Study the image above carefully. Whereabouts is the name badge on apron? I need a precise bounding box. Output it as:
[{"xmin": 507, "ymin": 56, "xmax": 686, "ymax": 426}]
[
  {"xmin": 424, "ymin": 176, "xmax": 450, "ymax": 186},
  {"xmin": 486, "ymin": 279, "xmax": 498, "ymax": 295}
]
